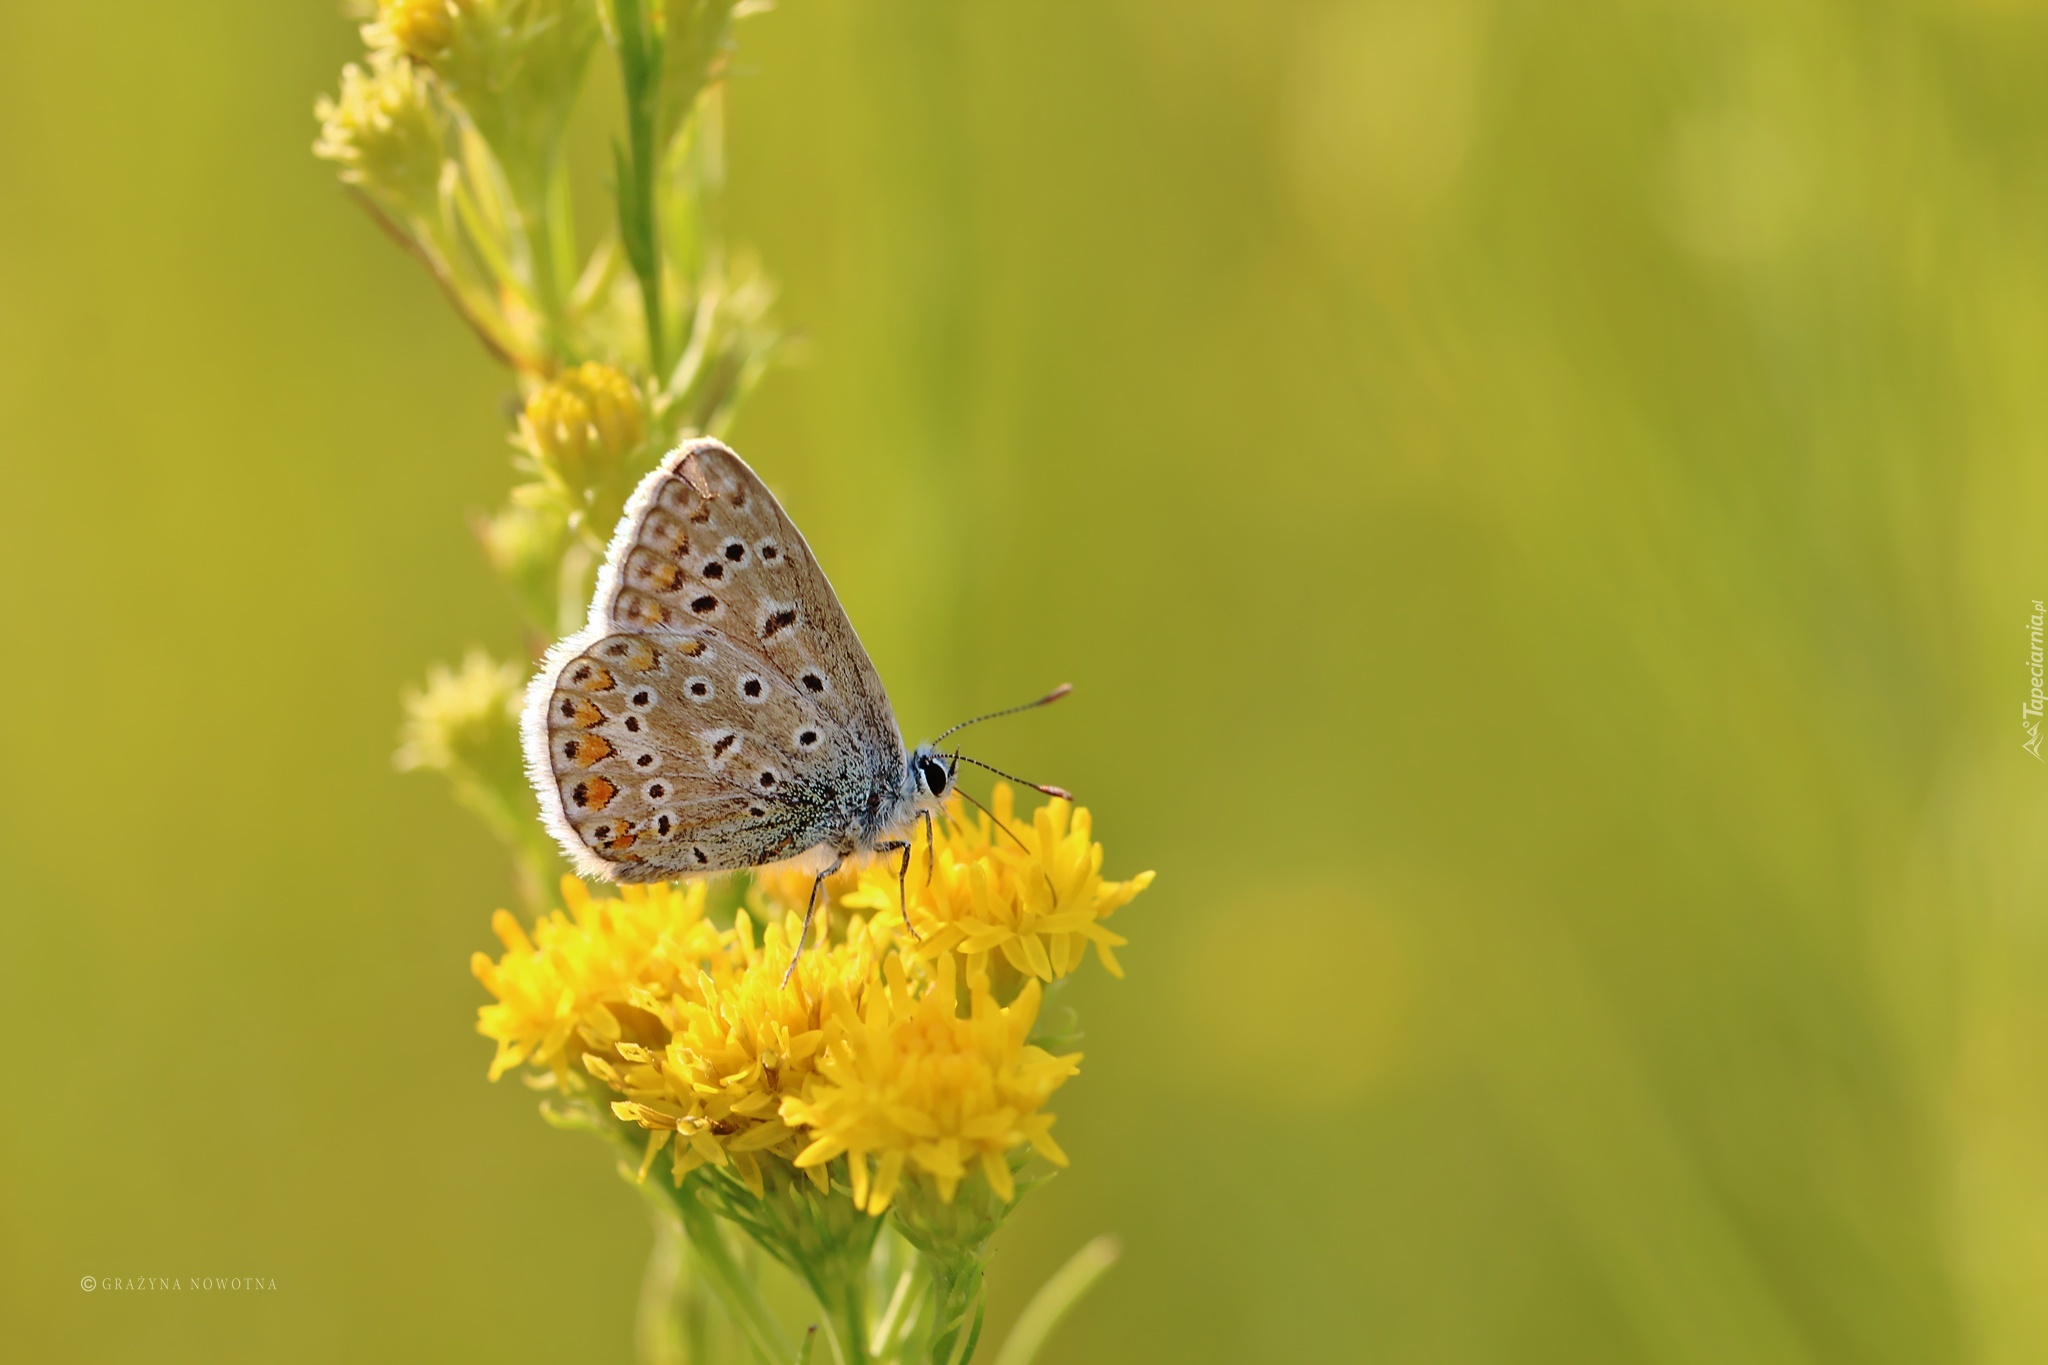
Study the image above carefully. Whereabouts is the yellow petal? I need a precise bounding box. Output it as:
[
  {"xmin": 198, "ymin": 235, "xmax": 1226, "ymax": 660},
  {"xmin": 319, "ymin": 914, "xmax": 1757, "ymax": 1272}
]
[
  {"xmin": 794, "ymin": 1134, "xmax": 845, "ymax": 1168},
  {"xmin": 729, "ymin": 1120, "xmax": 791, "ymax": 1153},
  {"xmin": 636, "ymin": 1130, "xmax": 671, "ymax": 1182},
  {"xmin": 981, "ymin": 1149, "xmax": 1015, "ymax": 1203},
  {"xmin": 491, "ymin": 908, "xmax": 533, "ymax": 954},
  {"xmin": 848, "ymin": 1150, "xmax": 871, "ymax": 1210},
  {"xmin": 869, "ymin": 1150, "xmax": 907, "ymax": 1215}
]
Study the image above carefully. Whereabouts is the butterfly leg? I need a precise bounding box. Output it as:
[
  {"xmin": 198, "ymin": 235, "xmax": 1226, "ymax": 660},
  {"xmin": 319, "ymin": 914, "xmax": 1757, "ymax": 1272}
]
[
  {"xmin": 782, "ymin": 854, "xmax": 845, "ymax": 988},
  {"xmin": 920, "ymin": 809, "xmax": 936, "ymax": 887},
  {"xmin": 873, "ymin": 839, "xmax": 922, "ymax": 942}
]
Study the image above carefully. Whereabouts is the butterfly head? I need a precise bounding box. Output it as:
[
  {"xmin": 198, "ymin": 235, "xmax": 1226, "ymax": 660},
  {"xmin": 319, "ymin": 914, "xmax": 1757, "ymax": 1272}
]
[
  {"xmin": 909, "ymin": 744, "xmax": 958, "ymax": 801},
  {"xmin": 907, "ymin": 686, "xmax": 1078, "ymax": 814}
]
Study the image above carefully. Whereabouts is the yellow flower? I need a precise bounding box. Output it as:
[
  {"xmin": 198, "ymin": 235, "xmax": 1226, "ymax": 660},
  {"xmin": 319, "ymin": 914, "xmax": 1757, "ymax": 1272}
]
[
  {"xmin": 396, "ymin": 649, "xmax": 536, "ymax": 844},
  {"xmin": 772, "ymin": 785, "xmax": 1154, "ymax": 985},
  {"xmin": 472, "ymin": 876, "xmax": 724, "ymax": 1081},
  {"xmin": 395, "ymin": 649, "xmax": 521, "ymax": 779},
  {"xmin": 596, "ymin": 908, "xmax": 894, "ymax": 1198},
  {"xmin": 781, "ymin": 953, "xmax": 1081, "ymax": 1215},
  {"xmin": 313, "ymin": 50, "xmax": 448, "ymax": 217},
  {"xmin": 375, "ymin": 0, "xmax": 468, "ymax": 62},
  {"xmin": 518, "ymin": 362, "xmax": 650, "ymax": 529},
  {"xmin": 474, "ymin": 790, "xmax": 1141, "ymax": 1220},
  {"xmin": 362, "ymin": 0, "xmax": 600, "ymax": 208}
]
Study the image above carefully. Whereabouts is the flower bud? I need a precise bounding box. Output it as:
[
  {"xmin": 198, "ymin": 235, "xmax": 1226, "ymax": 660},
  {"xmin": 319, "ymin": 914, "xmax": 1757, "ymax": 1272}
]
[
  {"xmin": 518, "ymin": 362, "xmax": 649, "ymax": 523},
  {"xmin": 395, "ymin": 650, "xmax": 524, "ymax": 789},
  {"xmin": 313, "ymin": 51, "xmax": 448, "ymax": 217},
  {"xmin": 376, "ymin": 0, "xmax": 469, "ymax": 63}
]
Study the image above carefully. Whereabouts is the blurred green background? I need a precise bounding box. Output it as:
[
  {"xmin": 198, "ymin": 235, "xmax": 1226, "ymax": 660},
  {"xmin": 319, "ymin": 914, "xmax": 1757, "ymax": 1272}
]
[{"xmin": 5, "ymin": 1, "xmax": 2048, "ymax": 1361}]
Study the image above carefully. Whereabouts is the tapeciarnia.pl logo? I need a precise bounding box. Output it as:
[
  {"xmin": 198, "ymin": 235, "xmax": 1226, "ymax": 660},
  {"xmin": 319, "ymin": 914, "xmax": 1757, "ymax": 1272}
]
[{"xmin": 2026, "ymin": 599, "xmax": 2045, "ymax": 760}]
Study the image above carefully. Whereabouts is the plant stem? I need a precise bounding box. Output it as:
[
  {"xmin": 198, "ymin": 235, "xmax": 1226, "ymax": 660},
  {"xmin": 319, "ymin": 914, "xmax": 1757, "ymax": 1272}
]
[
  {"xmin": 988, "ymin": 1236, "xmax": 1120, "ymax": 1365},
  {"xmin": 635, "ymin": 1207, "xmax": 689, "ymax": 1365},
  {"xmin": 666, "ymin": 1181, "xmax": 794, "ymax": 1364},
  {"xmin": 803, "ymin": 1265, "xmax": 870, "ymax": 1365},
  {"xmin": 925, "ymin": 1254, "xmax": 986, "ymax": 1365},
  {"xmin": 612, "ymin": 0, "xmax": 666, "ymax": 374}
]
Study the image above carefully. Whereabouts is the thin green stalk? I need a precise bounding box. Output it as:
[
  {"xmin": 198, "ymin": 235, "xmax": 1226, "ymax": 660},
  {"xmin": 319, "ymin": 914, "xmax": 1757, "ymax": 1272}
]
[
  {"xmin": 665, "ymin": 1180, "xmax": 795, "ymax": 1365},
  {"xmin": 491, "ymin": 144, "xmax": 571, "ymax": 363},
  {"xmin": 518, "ymin": 179, "xmax": 569, "ymax": 362},
  {"xmin": 924, "ymin": 1254, "xmax": 985, "ymax": 1365},
  {"xmin": 635, "ymin": 1208, "xmax": 689, "ymax": 1365},
  {"xmin": 988, "ymin": 1236, "xmax": 1121, "ymax": 1365},
  {"xmin": 868, "ymin": 1262, "xmax": 920, "ymax": 1359},
  {"xmin": 803, "ymin": 1263, "xmax": 870, "ymax": 1365},
  {"xmin": 545, "ymin": 160, "xmax": 579, "ymax": 334},
  {"xmin": 611, "ymin": 0, "xmax": 666, "ymax": 373}
]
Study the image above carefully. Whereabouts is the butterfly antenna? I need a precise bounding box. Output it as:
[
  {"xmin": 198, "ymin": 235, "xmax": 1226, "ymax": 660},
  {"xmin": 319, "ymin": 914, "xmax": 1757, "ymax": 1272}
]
[
  {"xmin": 931, "ymin": 684, "xmax": 1073, "ymax": 747},
  {"xmin": 954, "ymin": 785, "xmax": 1033, "ymax": 854},
  {"xmin": 954, "ymin": 784, "xmax": 1061, "ymax": 904},
  {"xmin": 954, "ymin": 754, "xmax": 1073, "ymax": 802}
]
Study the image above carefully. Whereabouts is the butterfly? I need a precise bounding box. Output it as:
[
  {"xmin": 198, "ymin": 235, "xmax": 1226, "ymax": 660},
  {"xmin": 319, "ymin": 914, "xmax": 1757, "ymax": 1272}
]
[{"xmin": 521, "ymin": 438, "xmax": 1068, "ymax": 978}]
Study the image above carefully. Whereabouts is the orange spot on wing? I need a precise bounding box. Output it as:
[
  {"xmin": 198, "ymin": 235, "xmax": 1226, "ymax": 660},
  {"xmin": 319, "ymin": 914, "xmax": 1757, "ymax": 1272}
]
[
  {"xmin": 603, "ymin": 637, "xmax": 661, "ymax": 671},
  {"xmin": 600, "ymin": 819, "xmax": 638, "ymax": 852},
  {"xmin": 566, "ymin": 735, "xmax": 612, "ymax": 768},
  {"xmin": 570, "ymin": 776, "xmax": 617, "ymax": 810},
  {"xmin": 566, "ymin": 663, "xmax": 615, "ymax": 692},
  {"xmin": 619, "ymin": 593, "xmax": 670, "ymax": 628}
]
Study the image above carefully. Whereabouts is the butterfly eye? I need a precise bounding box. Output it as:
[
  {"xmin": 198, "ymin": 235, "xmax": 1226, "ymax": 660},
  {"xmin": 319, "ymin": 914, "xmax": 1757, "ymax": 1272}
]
[{"xmin": 919, "ymin": 756, "xmax": 950, "ymax": 797}]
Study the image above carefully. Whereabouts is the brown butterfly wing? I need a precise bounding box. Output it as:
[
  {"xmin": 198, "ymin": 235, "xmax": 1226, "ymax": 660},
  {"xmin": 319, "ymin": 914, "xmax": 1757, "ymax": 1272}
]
[{"xmin": 523, "ymin": 440, "xmax": 905, "ymax": 882}]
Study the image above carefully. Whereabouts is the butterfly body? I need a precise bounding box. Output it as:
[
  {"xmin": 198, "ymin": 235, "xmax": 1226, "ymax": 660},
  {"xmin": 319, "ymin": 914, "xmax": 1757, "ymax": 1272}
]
[{"xmin": 521, "ymin": 439, "xmax": 955, "ymax": 888}]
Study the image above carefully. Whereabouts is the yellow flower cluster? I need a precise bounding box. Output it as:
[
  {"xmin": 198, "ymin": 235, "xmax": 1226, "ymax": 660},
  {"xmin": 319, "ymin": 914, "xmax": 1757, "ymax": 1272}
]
[
  {"xmin": 473, "ymin": 790, "xmax": 1152, "ymax": 1217},
  {"xmin": 472, "ymin": 877, "xmax": 724, "ymax": 1081},
  {"xmin": 375, "ymin": 0, "xmax": 470, "ymax": 62},
  {"xmin": 395, "ymin": 649, "xmax": 523, "ymax": 781},
  {"xmin": 312, "ymin": 50, "xmax": 447, "ymax": 216},
  {"xmin": 763, "ymin": 786, "xmax": 1154, "ymax": 984},
  {"xmin": 358, "ymin": 0, "xmax": 600, "ymax": 193},
  {"xmin": 521, "ymin": 361, "xmax": 647, "ymax": 481},
  {"xmin": 516, "ymin": 361, "xmax": 650, "ymax": 533},
  {"xmin": 601, "ymin": 908, "xmax": 887, "ymax": 1199},
  {"xmin": 784, "ymin": 953, "xmax": 1078, "ymax": 1214}
]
